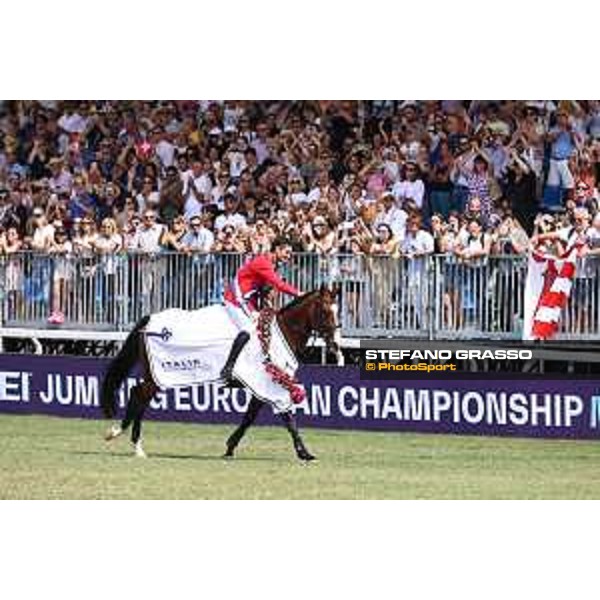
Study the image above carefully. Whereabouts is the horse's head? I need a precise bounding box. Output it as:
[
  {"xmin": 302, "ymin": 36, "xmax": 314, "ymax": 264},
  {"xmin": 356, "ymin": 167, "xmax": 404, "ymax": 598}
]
[
  {"xmin": 280, "ymin": 283, "xmax": 344, "ymax": 366},
  {"xmin": 315, "ymin": 283, "xmax": 345, "ymax": 366}
]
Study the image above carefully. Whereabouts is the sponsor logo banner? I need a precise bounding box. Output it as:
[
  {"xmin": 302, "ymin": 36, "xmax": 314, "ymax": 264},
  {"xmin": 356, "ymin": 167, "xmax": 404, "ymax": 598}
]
[{"xmin": 1, "ymin": 355, "xmax": 600, "ymax": 439}]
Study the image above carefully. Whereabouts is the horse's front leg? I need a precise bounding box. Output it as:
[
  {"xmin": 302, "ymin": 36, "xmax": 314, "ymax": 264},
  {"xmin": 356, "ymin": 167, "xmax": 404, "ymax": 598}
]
[
  {"xmin": 224, "ymin": 395, "xmax": 263, "ymax": 458},
  {"xmin": 104, "ymin": 384, "xmax": 139, "ymax": 442},
  {"xmin": 280, "ymin": 411, "xmax": 316, "ymax": 462}
]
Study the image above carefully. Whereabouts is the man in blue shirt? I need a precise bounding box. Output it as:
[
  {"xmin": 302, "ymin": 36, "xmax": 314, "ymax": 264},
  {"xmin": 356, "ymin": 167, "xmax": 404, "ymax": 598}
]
[
  {"xmin": 68, "ymin": 175, "xmax": 97, "ymax": 220},
  {"xmin": 546, "ymin": 110, "xmax": 580, "ymax": 192},
  {"xmin": 542, "ymin": 109, "xmax": 581, "ymax": 210}
]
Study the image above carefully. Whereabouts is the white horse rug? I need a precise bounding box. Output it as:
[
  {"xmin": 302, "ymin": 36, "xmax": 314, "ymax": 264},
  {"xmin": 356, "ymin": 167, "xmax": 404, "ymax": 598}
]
[{"xmin": 143, "ymin": 305, "xmax": 300, "ymax": 413}]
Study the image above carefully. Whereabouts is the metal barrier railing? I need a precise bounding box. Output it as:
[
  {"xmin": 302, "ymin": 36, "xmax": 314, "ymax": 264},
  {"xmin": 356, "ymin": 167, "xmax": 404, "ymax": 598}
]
[{"xmin": 0, "ymin": 251, "xmax": 599, "ymax": 340}]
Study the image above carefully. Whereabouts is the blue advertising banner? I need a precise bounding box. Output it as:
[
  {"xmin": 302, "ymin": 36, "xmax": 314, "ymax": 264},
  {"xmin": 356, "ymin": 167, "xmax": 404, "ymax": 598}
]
[{"xmin": 1, "ymin": 354, "xmax": 600, "ymax": 439}]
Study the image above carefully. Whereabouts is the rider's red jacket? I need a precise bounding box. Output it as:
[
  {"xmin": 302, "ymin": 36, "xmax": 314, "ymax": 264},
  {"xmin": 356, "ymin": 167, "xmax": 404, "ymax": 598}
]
[{"xmin": 224, "ymin": 254, "xmax": 299, "ymax": 310}]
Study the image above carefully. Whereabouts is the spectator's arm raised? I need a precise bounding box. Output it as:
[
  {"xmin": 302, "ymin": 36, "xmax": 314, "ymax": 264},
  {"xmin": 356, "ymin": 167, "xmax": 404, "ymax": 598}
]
[{"xmin": 117, "ymin": 141, "xmax": 134, "ymax": 168}]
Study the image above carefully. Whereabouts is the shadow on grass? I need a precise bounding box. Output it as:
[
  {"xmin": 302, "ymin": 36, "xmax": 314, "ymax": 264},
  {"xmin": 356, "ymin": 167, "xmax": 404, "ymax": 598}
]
[
  {"xmin": 155, "ymin": 452, "xmax": 291, "ymax": 463},
  {"xmin": 74, "ymin": 449, "xmax": 290, "ymax": 463}
]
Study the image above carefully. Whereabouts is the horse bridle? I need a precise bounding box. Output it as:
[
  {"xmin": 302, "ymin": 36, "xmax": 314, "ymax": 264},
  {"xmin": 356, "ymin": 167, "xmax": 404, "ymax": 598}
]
[{"xmin": 312, "ymin": 289, "xmax": 344, "ymax": 366}]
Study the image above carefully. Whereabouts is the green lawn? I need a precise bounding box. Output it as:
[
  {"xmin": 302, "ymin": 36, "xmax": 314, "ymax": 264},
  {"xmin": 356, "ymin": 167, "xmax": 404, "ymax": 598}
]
[{"xmin": 1, "ymin": 414, "xmax": 599, "ymax": 499}]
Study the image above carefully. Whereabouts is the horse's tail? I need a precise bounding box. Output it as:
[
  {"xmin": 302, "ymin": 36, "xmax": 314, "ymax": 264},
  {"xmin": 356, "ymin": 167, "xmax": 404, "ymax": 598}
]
[{"xmin": 100, "ymin": 315, "xmax": 150, "ymax": 419}]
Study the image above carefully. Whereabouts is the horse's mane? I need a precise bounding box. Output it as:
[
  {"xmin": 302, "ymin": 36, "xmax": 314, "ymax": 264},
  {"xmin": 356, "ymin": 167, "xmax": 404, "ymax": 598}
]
[{"xmin": 281, "ymin": 290, "xmax": 319, "ymax": 312}]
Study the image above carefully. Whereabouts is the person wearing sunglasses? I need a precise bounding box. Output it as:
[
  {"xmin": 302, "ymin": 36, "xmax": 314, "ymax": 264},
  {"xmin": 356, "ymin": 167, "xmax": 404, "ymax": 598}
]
[{"xmin": 129, "ymin": 210, "xmax": 165, "ymax": 254}]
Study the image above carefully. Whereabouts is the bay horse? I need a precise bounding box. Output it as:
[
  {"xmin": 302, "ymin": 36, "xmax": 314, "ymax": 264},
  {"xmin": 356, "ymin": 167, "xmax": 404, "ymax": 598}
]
[{"xmin": 99, "ymin": 284, "xmax": 343, "ymax": 461}]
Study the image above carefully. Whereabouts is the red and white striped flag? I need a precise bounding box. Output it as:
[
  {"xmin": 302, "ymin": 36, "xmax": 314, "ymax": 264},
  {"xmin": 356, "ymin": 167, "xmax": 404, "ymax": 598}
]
[{"xmin": 522, "ymin": 244, "xmax": 579, "ymax": 340}]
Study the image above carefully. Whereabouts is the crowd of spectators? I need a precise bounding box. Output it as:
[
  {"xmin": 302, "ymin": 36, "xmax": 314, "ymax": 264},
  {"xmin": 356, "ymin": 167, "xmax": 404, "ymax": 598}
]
[{"xmin": 1, "ymin": 100, "xmax": 599, "ymax": 327}]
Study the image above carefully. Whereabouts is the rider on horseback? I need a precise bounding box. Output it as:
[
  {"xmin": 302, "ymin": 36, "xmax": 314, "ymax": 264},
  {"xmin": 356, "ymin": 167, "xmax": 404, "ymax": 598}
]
[{"xmin": 220, "ymin": 236, "xmax": 301, "ymax": 386}]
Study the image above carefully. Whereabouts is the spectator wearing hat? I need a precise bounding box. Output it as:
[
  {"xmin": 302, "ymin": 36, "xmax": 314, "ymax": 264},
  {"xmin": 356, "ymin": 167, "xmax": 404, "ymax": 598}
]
[{"xmin": 373, "ymin": 193, "xmax": 407, "ymax": 243}]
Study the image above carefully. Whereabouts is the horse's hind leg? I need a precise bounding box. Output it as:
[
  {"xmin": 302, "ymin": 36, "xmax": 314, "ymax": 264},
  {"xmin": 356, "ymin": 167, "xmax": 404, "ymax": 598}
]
[
  {"xmin": 223, "ymin": 396, "xmax": 263, "ymax": 458},
  {"xmin": 131, "ymin": 380, "xmax": 157, "ymax": 458},
  {"xmin": 280, "ymin": 411, "xmax": 316, "ymax": 462}
]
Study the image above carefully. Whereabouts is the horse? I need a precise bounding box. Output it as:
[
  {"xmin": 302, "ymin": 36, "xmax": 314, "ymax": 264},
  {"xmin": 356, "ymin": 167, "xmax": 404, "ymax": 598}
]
[{"xmin": 99, "ymin": 284, "xmax": 343, "ymax": 461}]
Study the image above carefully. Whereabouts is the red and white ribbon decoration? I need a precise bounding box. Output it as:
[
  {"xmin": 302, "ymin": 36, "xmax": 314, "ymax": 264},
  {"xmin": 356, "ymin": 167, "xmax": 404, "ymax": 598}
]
[
  {"xmin": 257, "ymin": 307, "xmax": 306, "ymax": 404},
  {"xmin": 528, "ymin": 244, "xmax": 579, "ymax": 340}
]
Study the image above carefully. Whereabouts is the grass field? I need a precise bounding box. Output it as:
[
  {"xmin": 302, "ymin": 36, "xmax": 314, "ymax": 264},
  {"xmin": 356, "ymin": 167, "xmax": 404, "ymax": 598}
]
[{"xmin": 1, "ymin": 414, "xmax": 600, "ymax": 499}]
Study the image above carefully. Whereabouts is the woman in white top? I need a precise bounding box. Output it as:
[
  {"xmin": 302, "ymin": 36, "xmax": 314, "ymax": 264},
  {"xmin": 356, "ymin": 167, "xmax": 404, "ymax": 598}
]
[
  {"xmin": 72, "ymin": 216, "xmax": 97, "ymax": 257},
  {"xmin": 249, "ymin": 219, "xmax": 274, "ymax": 255},
  {"xmin": 93, "ymin": 218, "xmax": 123, "ymax": 262},
  {"xmin": 454, "ymin": 218, "xmax": 491, "ymax": 329},
  {"xmin": 302, "ymin": 216, "xmax": 337, "ymax": 255},
  {"xmin": 92, "ymin": 218, "xmax": 123, "ymax": 324},
  {"xmin": 48, "ymin": 226, "xmax": 73, "ymax": 325},
  {"xmin": 370, "ymin": 223, "xmax": 400, "ymax": 328},
  {"xmin": 71, "ymin": 216, "xmax": 98, "ymax": 322},
  {"xmin": 0, "ymin": 226, "xmax": 24, "ymax": 319}
]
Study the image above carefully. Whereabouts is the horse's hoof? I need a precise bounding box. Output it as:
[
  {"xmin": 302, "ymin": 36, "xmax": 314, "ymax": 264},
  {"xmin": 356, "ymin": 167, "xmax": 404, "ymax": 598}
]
[
  {"xmin": 105, "ymin": 424, "xmax": 122, "ymax": 442},
  {"xmin": 298, "ymin": 453, "xmax": 317, "ymax": 462},
  {"xmin": 133, "ymin": 442, "xmax": 147, "ymax": 458},
  {"xmin": 223, "ymin": 446, "xmax": 236, "ymax": 459}
]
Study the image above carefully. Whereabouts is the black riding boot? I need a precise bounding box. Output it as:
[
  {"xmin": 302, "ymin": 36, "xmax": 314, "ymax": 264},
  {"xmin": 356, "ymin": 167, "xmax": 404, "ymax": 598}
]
[{"xmin": 220, "ymin": 331, "xmax": 251, "ymax": 386}]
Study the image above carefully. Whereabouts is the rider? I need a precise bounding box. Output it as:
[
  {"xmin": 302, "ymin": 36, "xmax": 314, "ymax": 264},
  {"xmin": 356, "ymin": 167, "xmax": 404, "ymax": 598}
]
[{"xmin": 220, "ymin": 236, "xmax": 301, "ymax": 385}]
